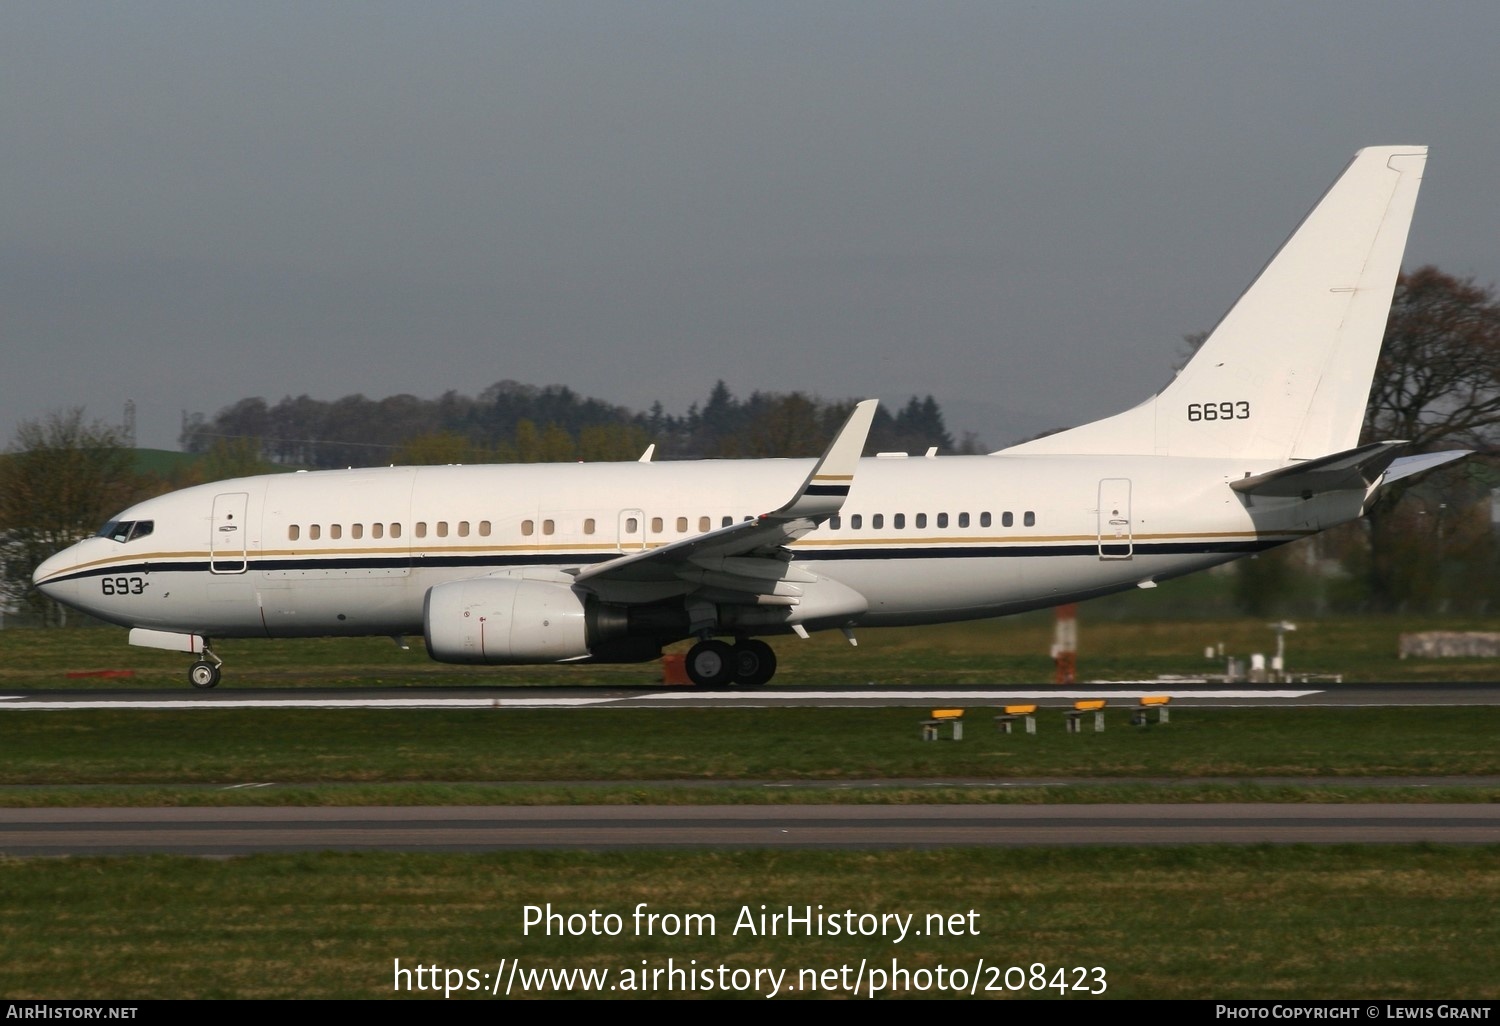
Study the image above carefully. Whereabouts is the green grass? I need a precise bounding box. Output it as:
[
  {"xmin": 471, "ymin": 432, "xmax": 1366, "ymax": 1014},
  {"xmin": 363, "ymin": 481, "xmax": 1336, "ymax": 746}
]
[
  {"xmin": 6, "ymin": 612, "xmax": 1500, "ymax": 687},
  {"xmin": 2, "ymin": 707, "xmax": 1499, "ymax": 790},
  {"xmin": 5, "ymin": 615, "xmax": 1499, "ymax": 1000},
  {"xmin": 4, "ymin": 848, "xmax": 1500, "ymax": 999},
  {"xmin": 6, "ymin": 782, "xmax": 1500, "ymax": 810}
]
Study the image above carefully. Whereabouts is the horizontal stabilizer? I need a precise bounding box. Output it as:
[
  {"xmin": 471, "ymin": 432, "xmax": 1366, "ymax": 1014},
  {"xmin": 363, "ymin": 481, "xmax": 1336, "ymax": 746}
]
[
  {"xmin": 1230, "ymin": 441, "xmax": 1407, "ymax": 499},
  {"xmin": 1382, "ymin": 449, "xmax": 1471, "ymax": 485}
]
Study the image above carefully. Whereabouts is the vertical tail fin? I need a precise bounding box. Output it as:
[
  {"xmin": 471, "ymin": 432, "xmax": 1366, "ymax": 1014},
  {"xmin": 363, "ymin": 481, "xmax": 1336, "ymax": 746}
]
[{"xmin": 1000, "ymin": 146, "xmax": 1427, "ymax": 460}]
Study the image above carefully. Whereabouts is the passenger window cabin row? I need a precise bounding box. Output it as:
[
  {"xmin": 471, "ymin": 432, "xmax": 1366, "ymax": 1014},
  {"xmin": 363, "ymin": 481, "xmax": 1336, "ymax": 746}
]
[
  {"xmin": 827, "ymin": 510, "xmax": 1035, "ymax": 530},
  {"xmin": 282, "ymin": 510, "xmax": 1038, "ymax": 543},
  {"xmin": 287, "ymin": 520, "xmax": 492, "ymax": 542}
]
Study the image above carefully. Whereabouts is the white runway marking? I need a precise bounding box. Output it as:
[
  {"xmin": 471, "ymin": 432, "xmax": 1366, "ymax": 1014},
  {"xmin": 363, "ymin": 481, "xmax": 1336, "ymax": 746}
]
[
  {"xmin": 0, "ymin": 688, "xmax": 1323, "ymax": 710},
  {"xmin": 0, "ymin": 697, "xmax": 622, "ymax": 710},
  {"xmin": 636, "ymin": 689, "xmax": 1323, "ymax": 702}
]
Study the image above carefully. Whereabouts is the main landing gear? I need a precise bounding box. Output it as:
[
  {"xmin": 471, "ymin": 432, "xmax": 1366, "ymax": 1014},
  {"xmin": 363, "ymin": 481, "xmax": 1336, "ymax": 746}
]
[
  {"xmin": 187, "ymin": 643, "xmax": 223, "ymax": 689},
  {"xmin": 684, "ymin": 638, "xmax": 778, "ymax": 687}
]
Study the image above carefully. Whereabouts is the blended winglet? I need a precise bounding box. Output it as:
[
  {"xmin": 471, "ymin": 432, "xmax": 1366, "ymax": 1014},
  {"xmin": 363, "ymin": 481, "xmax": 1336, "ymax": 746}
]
[
  {"xmin": 572, "ymin": 399, "xmax": 877, "ymax": 587},
  {"xmin": 772, "ymin": 399, "xmax": 878, "ymax": 520}
]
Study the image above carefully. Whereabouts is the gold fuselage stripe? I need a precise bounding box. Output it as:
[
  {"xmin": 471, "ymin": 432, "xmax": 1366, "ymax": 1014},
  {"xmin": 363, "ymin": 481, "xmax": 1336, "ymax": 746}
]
[{"xmin": 42, "ymin": 528, "xmax": 1310, "ymax": 580}]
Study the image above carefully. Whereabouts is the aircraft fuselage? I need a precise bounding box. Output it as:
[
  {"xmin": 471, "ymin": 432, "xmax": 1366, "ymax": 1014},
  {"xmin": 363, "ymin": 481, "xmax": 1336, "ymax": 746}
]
[{"xmin": 35, "ymin": 452, "xmax": 1345, "ymax": 642}]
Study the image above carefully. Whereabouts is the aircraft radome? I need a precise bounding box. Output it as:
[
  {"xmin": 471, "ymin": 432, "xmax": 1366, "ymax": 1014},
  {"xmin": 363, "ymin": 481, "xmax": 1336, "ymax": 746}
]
[{"xmin": 34, "ymin": 146, "xmax": 1465, "ymax": 689}]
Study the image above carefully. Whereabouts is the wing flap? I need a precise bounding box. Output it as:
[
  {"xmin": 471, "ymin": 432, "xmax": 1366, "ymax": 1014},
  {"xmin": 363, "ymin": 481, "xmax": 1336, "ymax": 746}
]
[{"xmin": 676, "ymin": 567, "xmax": 805, "ymax": 597}]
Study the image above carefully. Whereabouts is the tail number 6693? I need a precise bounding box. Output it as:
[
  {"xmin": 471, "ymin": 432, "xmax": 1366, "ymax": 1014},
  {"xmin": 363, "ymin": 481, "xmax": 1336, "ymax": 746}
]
[{"xmin": 1187, "ymin": 401, "xmax": 1250, "ymax": 422}]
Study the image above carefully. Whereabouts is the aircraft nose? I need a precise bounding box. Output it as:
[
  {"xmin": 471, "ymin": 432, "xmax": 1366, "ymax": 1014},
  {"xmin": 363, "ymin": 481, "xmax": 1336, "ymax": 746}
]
[{"xmin": 32, "ymin": 548, "xmax": 82, "ymax": 606}]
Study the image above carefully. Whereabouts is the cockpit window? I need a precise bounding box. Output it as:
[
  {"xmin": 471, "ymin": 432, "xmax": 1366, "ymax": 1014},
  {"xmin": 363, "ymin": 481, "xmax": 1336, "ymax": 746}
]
[{"xmin": 98, "ymin": 520, "xmax": 154, "ymax": 543}]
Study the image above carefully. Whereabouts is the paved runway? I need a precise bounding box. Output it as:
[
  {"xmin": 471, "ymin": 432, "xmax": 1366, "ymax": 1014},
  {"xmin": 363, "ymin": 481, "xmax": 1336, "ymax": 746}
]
[
  {"xmin": 5, "ymin": 804, "xmax": 1500, "ymax": 855},
  {"xmin": 5, "ymin": 682, "xmax": 1500, "ymax": 709},
  {"xmin": 7, "ymin": 681, "xmax": 1498, "ymax": 855}
]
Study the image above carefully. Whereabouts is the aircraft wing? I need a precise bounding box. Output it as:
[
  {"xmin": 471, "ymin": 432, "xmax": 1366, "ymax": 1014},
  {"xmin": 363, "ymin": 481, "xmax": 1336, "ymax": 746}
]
[{"xmin": 571, "ymin": 400, "xmax": 878, "ymax": 593}]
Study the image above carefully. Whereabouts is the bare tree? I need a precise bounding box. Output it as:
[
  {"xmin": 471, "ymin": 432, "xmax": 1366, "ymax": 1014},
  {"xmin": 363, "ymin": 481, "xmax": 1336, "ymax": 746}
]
[
  {"xmin": 0, "ymin": 410, "xmax": 140, "ymax": 625},
  {"xmin": 1365, "ymin": 266, "xmax": 1500, "ymax": 451},
  {"xmin": 1360, "ymin": 266, "xmax": 1500, "ymax": 610}
]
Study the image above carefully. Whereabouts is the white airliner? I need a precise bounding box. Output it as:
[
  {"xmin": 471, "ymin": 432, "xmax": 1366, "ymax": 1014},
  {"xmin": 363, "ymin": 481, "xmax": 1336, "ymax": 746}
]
[{"xmin": 34, "ymin": 146, "xmax": 1465, "ymax": 689}]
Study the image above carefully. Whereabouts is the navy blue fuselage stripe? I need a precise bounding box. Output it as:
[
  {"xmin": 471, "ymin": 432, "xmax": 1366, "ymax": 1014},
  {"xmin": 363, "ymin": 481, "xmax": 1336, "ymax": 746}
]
[{"xmin": 44, "ymin": 538, "xmax": 1282, "ymax": 585}]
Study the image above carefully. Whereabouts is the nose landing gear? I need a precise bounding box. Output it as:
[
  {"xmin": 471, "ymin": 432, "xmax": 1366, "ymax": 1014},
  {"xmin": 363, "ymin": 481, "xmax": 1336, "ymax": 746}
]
[{"xmin": 187, "ymin": 644, "xmax": 223, "ymax": 689}]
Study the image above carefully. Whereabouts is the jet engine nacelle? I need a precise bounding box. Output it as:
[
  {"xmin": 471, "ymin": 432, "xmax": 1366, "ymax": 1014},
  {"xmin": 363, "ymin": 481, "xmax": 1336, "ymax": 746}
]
[{"xmin": 424, "ymin": 576, "xmax": 592, "ymax": 664}]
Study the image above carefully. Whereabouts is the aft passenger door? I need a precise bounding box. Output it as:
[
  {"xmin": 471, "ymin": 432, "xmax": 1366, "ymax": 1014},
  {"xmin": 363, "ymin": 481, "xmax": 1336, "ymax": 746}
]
[
  {"xmin": 210, "ymin": 492, "xmax": 250, "ymax": 573},
  {"xmin": 1097, "ymin": 479, "xmax": 1133, "ymax": 560}
]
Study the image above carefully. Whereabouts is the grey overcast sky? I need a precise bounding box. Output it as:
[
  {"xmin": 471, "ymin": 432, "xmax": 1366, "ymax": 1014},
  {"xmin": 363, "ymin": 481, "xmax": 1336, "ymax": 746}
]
[{"xmin": 4, "ymin": 2, "xmax": 1498, "ymax": 451}]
